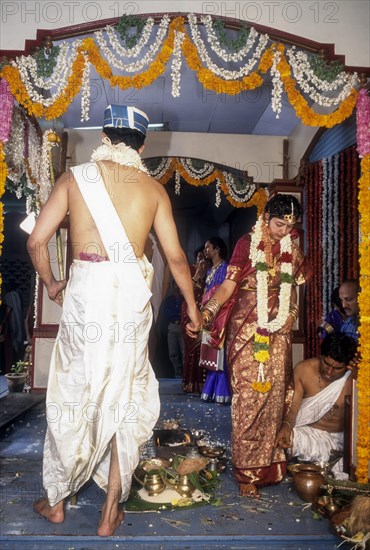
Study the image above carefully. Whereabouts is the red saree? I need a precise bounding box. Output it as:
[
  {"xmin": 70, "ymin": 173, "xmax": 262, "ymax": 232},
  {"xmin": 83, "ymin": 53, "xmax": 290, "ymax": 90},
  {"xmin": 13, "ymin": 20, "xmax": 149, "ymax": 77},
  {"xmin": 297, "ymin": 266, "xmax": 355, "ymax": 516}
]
[{"xmin": 224, "ymin": 233, "xmax": 311, "ymax": 487}]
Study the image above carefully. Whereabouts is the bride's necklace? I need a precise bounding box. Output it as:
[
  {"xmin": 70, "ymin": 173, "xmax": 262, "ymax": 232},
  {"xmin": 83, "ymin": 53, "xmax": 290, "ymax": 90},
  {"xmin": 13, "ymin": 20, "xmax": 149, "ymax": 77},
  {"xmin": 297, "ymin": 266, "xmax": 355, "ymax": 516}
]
[{"xmin": 90, "ymin": 136, "xmax": 149, "ymax": 174}]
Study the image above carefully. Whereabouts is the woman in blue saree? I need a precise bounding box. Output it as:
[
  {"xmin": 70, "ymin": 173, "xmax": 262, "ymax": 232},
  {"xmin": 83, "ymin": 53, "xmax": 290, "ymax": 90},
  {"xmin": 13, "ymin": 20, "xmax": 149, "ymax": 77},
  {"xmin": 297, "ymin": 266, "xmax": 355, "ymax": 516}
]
[{"xmin": 200, "ymin": 237, "xmax": 232, "ymax": 404}]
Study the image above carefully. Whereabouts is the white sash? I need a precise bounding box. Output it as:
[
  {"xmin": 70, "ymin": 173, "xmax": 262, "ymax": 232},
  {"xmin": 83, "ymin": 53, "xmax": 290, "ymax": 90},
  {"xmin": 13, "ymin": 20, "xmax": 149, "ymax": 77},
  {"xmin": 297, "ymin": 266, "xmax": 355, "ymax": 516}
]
[
  {"xmin": 70, "ymin": 163, "xmax": 152, "ymax": 312},
  {"xmin": 295, "ymin": 370, "xmax": 351, "ymax": 427}
]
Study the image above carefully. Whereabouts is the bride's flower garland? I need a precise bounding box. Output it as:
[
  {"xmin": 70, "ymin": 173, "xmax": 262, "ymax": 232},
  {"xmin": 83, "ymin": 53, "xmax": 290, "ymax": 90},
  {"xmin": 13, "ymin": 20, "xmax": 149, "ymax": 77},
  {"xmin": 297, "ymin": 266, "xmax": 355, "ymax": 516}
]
[
  {"xmin": 91, "ymin": 137, "xmax": 149, "ymax": 174},
  {"xmin": 250, "ymin": 216, "xmax": 294, "ymax": 392}
]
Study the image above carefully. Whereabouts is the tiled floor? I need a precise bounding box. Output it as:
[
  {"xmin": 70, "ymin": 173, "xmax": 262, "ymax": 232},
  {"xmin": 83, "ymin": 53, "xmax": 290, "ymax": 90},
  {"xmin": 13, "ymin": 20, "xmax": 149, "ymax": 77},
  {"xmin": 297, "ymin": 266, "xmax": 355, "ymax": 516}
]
[{"xmin": 0, "ymin": 379, "xmax": 349, "ymax": 549}]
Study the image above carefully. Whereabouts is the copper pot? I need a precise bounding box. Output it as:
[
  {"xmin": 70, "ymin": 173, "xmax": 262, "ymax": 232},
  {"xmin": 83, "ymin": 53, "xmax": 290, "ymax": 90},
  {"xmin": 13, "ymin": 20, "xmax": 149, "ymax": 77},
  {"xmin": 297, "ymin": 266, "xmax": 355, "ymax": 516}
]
[{"xmin": 293, "ymin": 464, "xmax": 325, "ymax": 502}]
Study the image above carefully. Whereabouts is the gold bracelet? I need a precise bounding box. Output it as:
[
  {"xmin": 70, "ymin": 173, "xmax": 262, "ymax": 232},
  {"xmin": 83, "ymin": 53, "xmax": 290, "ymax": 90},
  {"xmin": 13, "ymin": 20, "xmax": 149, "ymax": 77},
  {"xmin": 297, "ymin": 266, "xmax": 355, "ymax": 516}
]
[
  {"xmin": 201, "ymin": 298, "xmax": 221, "ymax": 327},
  {"xmin": 289, "ymin": 304, "xmax": 299, "ymax": 320}
]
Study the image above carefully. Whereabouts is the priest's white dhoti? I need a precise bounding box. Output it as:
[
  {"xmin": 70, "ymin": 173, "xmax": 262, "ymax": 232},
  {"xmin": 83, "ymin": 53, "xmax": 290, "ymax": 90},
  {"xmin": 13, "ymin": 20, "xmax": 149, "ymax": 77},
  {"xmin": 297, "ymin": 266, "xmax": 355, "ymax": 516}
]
[
  {"xmin": 42, "ymin": 162, "xmax": 160, "ymax": 506},
  {"xmin": 290, "ymin": 370, "xmax": 351, "ymax": 479}
]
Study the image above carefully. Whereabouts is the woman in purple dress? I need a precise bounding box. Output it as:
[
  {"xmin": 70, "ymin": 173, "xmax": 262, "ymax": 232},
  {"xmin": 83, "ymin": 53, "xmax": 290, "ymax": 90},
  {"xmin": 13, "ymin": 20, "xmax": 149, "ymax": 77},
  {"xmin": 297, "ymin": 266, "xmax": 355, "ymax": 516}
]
[{"xmin": 200, "ymin": 237, "xmax": 232, "ymax": 404}]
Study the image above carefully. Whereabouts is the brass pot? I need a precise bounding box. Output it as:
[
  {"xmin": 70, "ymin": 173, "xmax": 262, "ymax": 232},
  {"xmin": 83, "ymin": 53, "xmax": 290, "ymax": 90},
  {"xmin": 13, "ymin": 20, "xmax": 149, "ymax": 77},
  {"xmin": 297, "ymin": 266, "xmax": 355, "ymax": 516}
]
[
  {"xmin": 175, "ymin": 475, "xmax": 194, "ymax": 497},
  {"xmin": 293, "ymin": 464, "xmax": 325, "ymax": 503},
  {"xmin": 144, "ymin": 473, "xmax": 165, "ymax": 496}
]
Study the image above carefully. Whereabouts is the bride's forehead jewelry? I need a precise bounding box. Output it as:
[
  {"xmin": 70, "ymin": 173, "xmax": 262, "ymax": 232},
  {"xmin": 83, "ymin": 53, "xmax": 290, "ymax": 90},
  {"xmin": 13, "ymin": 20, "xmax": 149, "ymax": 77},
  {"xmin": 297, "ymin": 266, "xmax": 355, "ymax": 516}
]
[{"xmin": 270, "ymin": 201, "xmax": 297, "ymax": 224}]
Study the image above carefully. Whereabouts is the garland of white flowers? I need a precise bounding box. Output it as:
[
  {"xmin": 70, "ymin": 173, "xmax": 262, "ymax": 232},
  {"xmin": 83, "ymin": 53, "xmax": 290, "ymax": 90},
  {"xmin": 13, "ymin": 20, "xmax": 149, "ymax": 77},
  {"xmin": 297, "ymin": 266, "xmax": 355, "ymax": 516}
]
[
  {"xmin": 94, "ymin": 16, "xmax": 170, "ymax": 72},
  {"xmin": 91, "ymin": 136, "xmax": 149, "ymax": 174},
  {"xmin": 188, "ymin": 13, "xmax": 269, "ymax": 80},
  {"xmin": 181, "ymin": 158, "xmax": 214, "ymax": 179},
  {"xmin": 322, "ymin": 157, "xmax": 329, "ymax": 314},
  {"xmin": 271, "ymin": 49, "xmax": 283, "ymax": 117},
  {"xmin": 171, "ymin": 31, "xmax": 185, "ymax": 97},
  {"xmin": 105, "ymin": 18, "xmax": 155, "ymax": 58},
  {"xmin": 200, "ymin": 15, "xmax": 259, "ymax": 62},
  {"xmin": 286, "ymin": 48, "xmax": 359, "ymax": 106},
  {"xmin": 215, "ymin": 179, "xmax": 222, "ymax": 207},
  {"xmin": 223, "ymin": 172, "xmax": 256, "ymax": 203},
  {"xmin": 4, "ymin": 109, "xmax": 25, "ymax": 187},
  {"xmin": 16, "ymin": 42, "xmax": 72, "ymax": 90},
  {"xmin": 80, "ymin": 53, "xmax": 91, "ymax": 121},
  {"xmin": 174, "ymin": 170, "xmax": 181, "ymax": 195},
  {"xmin": 249, "ymin": 216, "xmax": 294, "ymax": 392},
  {"xmin": 27, "ymin": 124, "xmax": 42, "ymax": 200},
  {"xmin": 250, "ymin": 216, "xmax": 293, "ymax": 332},
  {"xmin": 13, "ymin": 41, "xmax": 81, "ymax": 107},
  {"xmin": 147, "ymin": 157, "xmax": 172, "ymax": 179},
  {"xmin": 39, "ymin": 130, "xmax": 58, "ymax": 206}
]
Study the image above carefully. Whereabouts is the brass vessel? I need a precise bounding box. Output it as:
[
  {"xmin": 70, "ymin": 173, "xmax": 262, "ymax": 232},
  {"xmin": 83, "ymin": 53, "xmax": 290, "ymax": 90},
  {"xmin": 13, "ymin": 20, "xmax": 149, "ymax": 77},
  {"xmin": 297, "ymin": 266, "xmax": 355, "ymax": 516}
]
[
  {"xmin": 293, "ymin": 464, "xmax": 325, "ymax": 503},
  {"xmin": 175, "ymin": 475, "xmax": 195, "ymax": 497},
  {"xmin": 144, "ymin": 473, "xmax": 165, "ymax": 496}
]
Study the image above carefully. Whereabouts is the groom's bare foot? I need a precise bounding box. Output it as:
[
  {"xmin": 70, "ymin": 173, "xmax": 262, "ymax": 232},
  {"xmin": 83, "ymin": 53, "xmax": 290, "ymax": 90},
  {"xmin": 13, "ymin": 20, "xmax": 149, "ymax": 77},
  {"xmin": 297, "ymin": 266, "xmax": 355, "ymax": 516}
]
[
  {"xmin": 239, "ymin": 483, "xmax": 261, "ymax": 499},
  {"xmin": 97, "ymin": 503, "xmax": 125, "ymax": 537},
  {"xmin": 34, "ymin": 498, "xmax": 65, "ymax": 523}
]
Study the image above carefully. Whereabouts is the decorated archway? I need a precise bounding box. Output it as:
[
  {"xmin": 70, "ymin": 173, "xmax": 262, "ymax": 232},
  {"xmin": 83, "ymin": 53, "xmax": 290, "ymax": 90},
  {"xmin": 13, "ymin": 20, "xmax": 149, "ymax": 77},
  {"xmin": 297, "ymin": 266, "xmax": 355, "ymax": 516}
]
[{"xmin": 0, "ymin": 12, "xmax": 368, "ymax": 481}]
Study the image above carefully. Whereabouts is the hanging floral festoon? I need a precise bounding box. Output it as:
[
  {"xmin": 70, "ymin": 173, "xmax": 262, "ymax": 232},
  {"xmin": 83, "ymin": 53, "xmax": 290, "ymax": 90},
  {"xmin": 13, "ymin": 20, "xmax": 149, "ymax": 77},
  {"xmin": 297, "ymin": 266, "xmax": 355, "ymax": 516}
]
[
  {"xmin": 0, "ymin": 14, "xmax": 361, "ymax": 129},
  {"xmin": 0, "ymin": 78, "xmax": 14, "ymax": 300}
]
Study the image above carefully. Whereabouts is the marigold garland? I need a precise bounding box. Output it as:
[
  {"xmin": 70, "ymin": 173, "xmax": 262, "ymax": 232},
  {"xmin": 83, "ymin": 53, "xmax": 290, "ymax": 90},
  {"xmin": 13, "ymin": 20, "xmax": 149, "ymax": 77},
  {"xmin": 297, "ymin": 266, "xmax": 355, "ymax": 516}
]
[
  {"xmin": 150, "ymin": 157, "xmax": 264, "ymax": 211},
  {"xmin": 356, "ymin": 154, "xmax": 370, "ymax": 483},
  {"xmin": 0, "ymin": 16, "xmax": 359, "ymax": 129},
  {"xmin": 275, "ymin": 46, "xmax": 358, "ymax": 128}
]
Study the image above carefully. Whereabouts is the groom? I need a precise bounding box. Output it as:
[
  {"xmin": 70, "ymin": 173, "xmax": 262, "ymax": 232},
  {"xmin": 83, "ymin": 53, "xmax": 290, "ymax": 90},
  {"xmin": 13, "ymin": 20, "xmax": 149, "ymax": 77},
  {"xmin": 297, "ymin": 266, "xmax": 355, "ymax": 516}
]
[{"xmin": 27, "ymin": 104, "xmax": 202, "ymax": 536}]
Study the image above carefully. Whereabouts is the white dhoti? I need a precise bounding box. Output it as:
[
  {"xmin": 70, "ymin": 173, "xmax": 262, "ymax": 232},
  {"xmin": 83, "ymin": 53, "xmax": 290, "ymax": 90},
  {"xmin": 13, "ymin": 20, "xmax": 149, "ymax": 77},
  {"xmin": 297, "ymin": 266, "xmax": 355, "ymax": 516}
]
[
  {"xmin": 291, "ymin": 426, "xmax": 346, "ymax": 478},
  {"xmin": 289, "ymin": 370, "xmax": 351, "ymax": 480},
  {"xmin": 43, "ymin": 162, "xmax": 161, "ymax": 506}
]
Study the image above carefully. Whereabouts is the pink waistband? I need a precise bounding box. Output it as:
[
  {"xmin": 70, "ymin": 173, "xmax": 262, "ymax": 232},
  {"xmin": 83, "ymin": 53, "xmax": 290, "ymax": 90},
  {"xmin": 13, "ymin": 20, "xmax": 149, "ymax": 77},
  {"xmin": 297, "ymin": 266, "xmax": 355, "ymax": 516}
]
[{"xmin": 79, "ymin": 252, "xmax": 109, "ymax": 262}]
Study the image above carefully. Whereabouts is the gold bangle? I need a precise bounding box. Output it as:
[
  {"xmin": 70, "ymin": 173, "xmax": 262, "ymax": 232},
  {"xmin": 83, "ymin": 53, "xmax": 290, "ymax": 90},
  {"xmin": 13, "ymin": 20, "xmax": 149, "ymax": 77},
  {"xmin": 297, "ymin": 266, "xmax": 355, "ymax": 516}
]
[{"xmin": 282, "ymin": 420, "xmax": 292, "ymax": 431}]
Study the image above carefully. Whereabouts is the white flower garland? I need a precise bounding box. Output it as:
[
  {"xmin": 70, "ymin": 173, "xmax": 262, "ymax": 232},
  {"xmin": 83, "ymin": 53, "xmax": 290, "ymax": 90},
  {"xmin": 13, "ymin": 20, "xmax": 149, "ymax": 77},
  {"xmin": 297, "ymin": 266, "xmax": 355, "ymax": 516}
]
[
  {"xmin": 286, "ymin": 48, "xmax": 359, "ymax": 106},
  {"xmin": 171, "ymin": 31, "xmax": 185, "ymax": 97},
  {"xmin": 215, "ymin": 179, "xmax": 221, "ymax": 207},
  {"xmin": 187, "ymin": 13, "xmax": 269, "ymax": 80},
  {"xmin": 27, "ymin": 124, "xmax": 42, "ymax": 198},
  {"xmin": 181, "ymin": 158, "xmax": 214, "ymax": 179},
  {"xmin": 250, "ymin": 216, "xmax": 293, "ymax": 332},
  {"xmin": 104, "ymin": 18, "xmax": 155, "ymax": 58},
  {"xmin": 4, "ymin": 109, "xmax": 25, "ymax": 185},
  {"xmin": 147, "ymin": 157, "xmax": 172, "ymax": 180},
  {"xmin": 94, "ymin": 16, "xmax": 169, "ymax": 72},
  {"xmin": 16, "ymin": 42, "xmax": 72, "ymax": 90},
  {"xmin": 223, "ymin": 172, "xmax": 256, "ymax": 203},
  {"xmin": 200, "ymin": 15, "xmax": 260, "ymax": 62},
  {"xmin": 39, "ymin": 130, "xmax": 57, "ymax": 206},
  {"xmin": 13, "ymin": 41, "xmax": 81, "ymax": 107},
  {"xmin": 80, "ymin": 53, "xmax": 91, "ymax": 122},
  {"xmin": 174, "ymin": 170, "xmax": 181, "ymax": 195},
  {"xmin": 271, "ymin": 49, "xmax": 283, "ymax": 117},
  {"xmin": 91, "ymin": 137, "xmax": 149, "ymax": 174}
]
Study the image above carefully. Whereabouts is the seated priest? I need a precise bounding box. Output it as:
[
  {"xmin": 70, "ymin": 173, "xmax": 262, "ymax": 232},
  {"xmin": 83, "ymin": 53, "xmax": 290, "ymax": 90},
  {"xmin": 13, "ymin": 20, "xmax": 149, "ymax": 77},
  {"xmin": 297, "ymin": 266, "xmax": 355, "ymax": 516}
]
[{"xmin": 274, "ymin": 333, "xmax": 357, "ymax": 479}]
